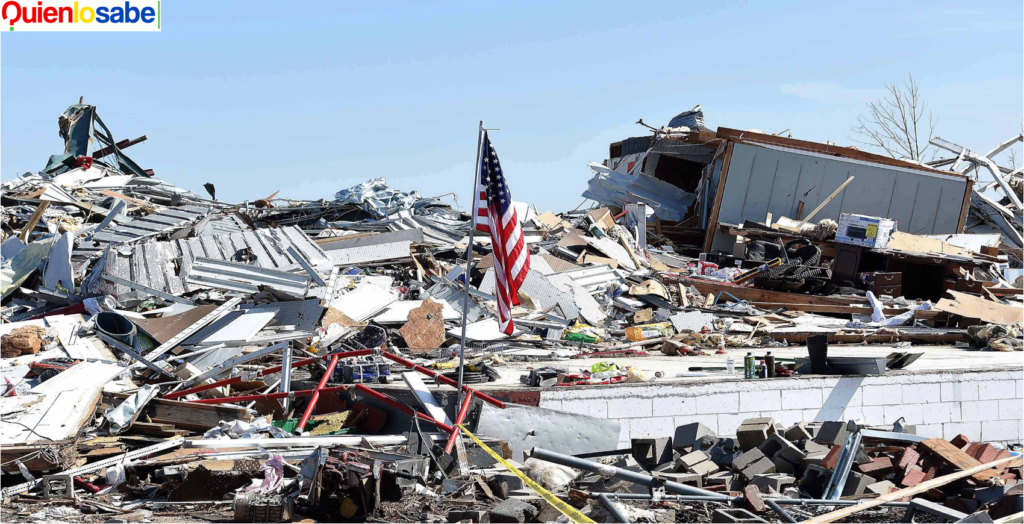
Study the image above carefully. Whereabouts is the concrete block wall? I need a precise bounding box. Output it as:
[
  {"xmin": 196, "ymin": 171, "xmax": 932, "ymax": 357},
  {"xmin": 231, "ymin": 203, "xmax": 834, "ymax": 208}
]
[{"xmin": 538, "ymin": 368, "xmax": 1023, "ymax": 448}]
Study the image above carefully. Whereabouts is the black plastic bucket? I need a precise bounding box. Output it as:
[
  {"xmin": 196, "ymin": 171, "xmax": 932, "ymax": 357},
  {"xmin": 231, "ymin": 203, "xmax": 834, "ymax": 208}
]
[{"xmin": 807, "ymin": 334, "xmax": 829, "ymax": 374}]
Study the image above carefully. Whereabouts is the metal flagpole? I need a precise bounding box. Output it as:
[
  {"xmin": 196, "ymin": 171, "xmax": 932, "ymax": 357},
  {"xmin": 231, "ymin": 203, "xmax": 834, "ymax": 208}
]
[{"xmin": 456, "ymin": 121, "xmax": 484, "ymax": 415}]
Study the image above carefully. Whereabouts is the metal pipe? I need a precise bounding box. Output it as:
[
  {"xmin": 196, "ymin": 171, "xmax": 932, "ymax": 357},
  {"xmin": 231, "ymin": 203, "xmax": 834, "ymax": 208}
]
[
  {"xmin": 444, "ymin": 390, "xmax": 474, "ymax": 454},
  {"xmin": 353, "ymin": 384, "xmax": 455, "ymax": 433},
  {"xmin": 598, "ymin": 493, "xmax": 630, "ymax": 524},
  {"xmin": 298, "ymin": 354, "xmax": 340, "ymax": 431},
  {"xmin": 528, "ymin": 447, "xmax": 728, "ymax": 500},
  {"xmin": 281, "ymin": 346, "xmax": 293, "ymax": 412},
  {"xmin": 457, "ymin": 121, "xmax": 485, "ymax": 415},
  {"xmin": 766, "ymin": 499, "xmax": 798, "ymax": 523},
  {"xmin": 165, "ymin": 349, "xmax": 372, "ymax": 399},
  {"xmin": 381, "ymin": 351, "xmax": 505, "ymax": 408}
]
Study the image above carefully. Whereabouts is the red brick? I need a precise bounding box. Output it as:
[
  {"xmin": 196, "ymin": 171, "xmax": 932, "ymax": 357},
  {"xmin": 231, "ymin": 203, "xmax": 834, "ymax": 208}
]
[
  {"xmin": 897, "ymin": 447, "xmax": 920, "ymax": 470},
  {"xmin": 922, "ymin": 466, "xmax": 938, "ymax": 482},
  {"xmin": 900, "ymin": 466, "xmax": 926, "ymax": 487},
  {"xmin": 856, "ymin": 457, "xmax": 894, "ymax": 478},
  {"xmin": 972, "ymin": 443, "xmax": 1000, "ymax": 465},
  {"xmin": 822, "ymin": 446, "xmax": 842, "ymax": 470},
  {"xmin": 743, "ymin": 484, "xmax": 765, "ymax": 513},
  {"xmin": 950, "ymin": 434, "xmax": 971, "ymax": 449},
  {"xmin": 965, "ymin": 443, "xmax": 983, "ymax": 458}
]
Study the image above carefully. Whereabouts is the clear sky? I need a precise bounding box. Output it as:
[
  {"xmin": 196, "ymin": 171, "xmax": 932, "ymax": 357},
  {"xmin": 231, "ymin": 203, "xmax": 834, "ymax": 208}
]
[{"xmin": 2, "ymin": 1, "xmax": 1021, "ymax": 213}]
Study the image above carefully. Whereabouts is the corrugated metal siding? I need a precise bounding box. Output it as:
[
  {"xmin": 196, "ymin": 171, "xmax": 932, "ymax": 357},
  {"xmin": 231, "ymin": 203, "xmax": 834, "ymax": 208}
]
[
  {"xmin": 93, "ymin": 225, "xmax": 329, "ymax": 296},
  {"xmin": 326, "ymin": 241, "xmax": 412, "ymax": 265}
]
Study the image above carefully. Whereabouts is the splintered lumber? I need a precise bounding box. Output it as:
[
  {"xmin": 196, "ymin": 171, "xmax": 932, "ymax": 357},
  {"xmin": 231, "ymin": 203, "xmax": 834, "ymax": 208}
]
[
  {"xmin": 936, "ymin": 290, "xmax": 1022, "ymax": 325},
  {"xmin": 105, "ymin": 392, "xmax": 252, "ymax": 432},
  {"xmin": 18, "ymin": 201, "xmax": 51, "ymax": 242},
  {"xmin": 805, "ymin": 455, "xmax": 1016, "ymax": 523},
  {"xmin": 920, "ymin": 438, "xmax": 1004, "ymax": 483}
]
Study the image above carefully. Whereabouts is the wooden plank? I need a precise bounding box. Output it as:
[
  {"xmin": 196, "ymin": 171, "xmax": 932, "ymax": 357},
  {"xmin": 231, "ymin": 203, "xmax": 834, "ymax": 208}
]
[
  {"xmin": 806, "ymin": 455, "xmax": 1016, "ymax": 523},
  {"xmin": 920, "ymin": 437, "xmax": 1002, "ymax": 483},
  {"xmin": 702, "ymin": 142, "xmax": 735, "ymax": 253},
  {"xmin": 19, "ymin": 201, "xmax": 50, "ymax": 242},
  {"xmin": 669, "ymin": 276, "xmax": 873, "ymax": 307},
  {"xmin": 936, "ymin": 290, "xmax": 1023, "ymax": 324},
  {"xmin": 106, "ymin": 392, "xmax": 252, "ymax": 431}
]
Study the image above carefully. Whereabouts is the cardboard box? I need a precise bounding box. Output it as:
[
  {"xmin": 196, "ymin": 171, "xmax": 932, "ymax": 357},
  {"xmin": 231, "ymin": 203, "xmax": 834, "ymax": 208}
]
[{"xmin": 835, "ymin": 214, "xmax": 895, "ymax": 249}]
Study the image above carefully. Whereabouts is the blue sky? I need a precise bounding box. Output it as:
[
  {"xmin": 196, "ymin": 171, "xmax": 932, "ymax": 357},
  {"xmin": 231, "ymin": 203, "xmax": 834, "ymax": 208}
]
[{"xmin": 2, "ymin": 1, "xmax": 1021, "ymax": 213}]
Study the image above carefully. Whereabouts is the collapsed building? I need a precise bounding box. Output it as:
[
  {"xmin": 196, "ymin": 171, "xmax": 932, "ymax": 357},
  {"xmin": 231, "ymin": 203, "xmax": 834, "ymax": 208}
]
[{"xmin": 0, "ymin": 101, "xmax": 1022, "ymax": 523}]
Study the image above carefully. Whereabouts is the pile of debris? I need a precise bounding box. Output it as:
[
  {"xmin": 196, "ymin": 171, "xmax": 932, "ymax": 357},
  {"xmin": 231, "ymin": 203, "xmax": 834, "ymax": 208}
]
[{"xmin": 0, "ymin": 101, "xmax": 1021, "ymax": 523}]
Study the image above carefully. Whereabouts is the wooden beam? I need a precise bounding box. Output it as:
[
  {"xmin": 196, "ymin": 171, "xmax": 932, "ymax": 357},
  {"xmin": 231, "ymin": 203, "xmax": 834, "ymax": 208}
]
[
  {"xmin": 803, "ymin": 175, "xmax": 855, "ymax": 222},
  {"xmin": 18, "ymin": 201, "xmax": 50, "ymax": 242},
  {"xmin": 805, "ymin": 455, "xmax": 1016, "ymax": 523},
  {"xmin": 668, "ymin": 276, "xmax": 874, "ymax": 307},
  {"xmin": 702, "ymin": 142, "xmax": 735, "ymax": 253}
]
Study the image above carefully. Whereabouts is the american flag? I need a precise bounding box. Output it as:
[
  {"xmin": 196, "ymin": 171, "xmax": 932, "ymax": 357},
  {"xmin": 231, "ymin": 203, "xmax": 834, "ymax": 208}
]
[{"xmin": 474, "ymin": 131, "xmax": 530, "ymax": 334}]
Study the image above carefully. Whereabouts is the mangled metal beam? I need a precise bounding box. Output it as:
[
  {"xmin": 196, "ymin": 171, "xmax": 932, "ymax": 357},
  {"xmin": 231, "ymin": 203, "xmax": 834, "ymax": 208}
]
[{"xmin": 931, "ymin": 137, "xmax": 1024, "ymax": 213}]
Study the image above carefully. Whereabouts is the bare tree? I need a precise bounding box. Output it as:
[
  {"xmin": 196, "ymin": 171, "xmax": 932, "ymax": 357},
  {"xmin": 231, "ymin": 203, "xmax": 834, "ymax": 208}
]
[{"xmin": 850, "ymin": 73, "xmax": 936, "ymax": 161}]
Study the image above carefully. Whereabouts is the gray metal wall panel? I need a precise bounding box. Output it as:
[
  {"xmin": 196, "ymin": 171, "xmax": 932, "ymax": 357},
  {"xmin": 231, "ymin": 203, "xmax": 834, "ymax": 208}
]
[{"xmin": 711, "ymin": 142, "xmax": 968, "ymax": 251}]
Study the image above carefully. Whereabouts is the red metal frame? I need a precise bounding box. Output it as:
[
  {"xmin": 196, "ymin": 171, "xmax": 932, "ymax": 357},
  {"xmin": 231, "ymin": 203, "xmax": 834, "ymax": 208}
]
[
  {"xmin": 164, "ymin": 349, "xmax": 372, "ymax": 400},
  {"xmin": 380, "ymin": 352, "xmax": 505, "ymax": 408},
  {"xmin": 298, "ymin": 354, "xmax": 340, "ymax": 431},
  {"xmin": 186, "ymin": 384, "xmax": 350, "ymax": 404},
  {"xmin": 352, "ymin": 384, "xmax": 454, "ymax": 433},
  {"xmin": 444, "ymin": 390, "xmax": 473, "ymax": 454}
]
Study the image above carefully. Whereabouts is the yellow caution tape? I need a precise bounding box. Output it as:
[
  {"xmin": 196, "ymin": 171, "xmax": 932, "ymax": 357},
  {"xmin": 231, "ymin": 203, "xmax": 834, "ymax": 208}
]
[{"xmin": 458, "ymin": 424, "xmax": 595, "ymax": 524}]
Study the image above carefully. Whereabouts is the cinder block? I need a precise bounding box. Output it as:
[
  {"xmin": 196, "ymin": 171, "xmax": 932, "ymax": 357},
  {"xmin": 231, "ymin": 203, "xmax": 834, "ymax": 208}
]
[
  {"xmin": 784, "ymin": 422, "xmax": 812, "ymax": 442},
  {"xmin": 736, "ymin": 424, "xmax": 769, "ymax": 451},
  {"xmin": 799, "ymin": 465, "xmax": 833, "ymax": 499},
  {"xmin": 688, "ymin": 460, "xmax": 720, "ymax": 477},
  {"xmin": 740, "ymin": 457, "xmax": 776, "ymax": 481},
  {"xmin": 802, "ymin": 451, "xmax": 827, "ymax": 469},
  {"xmin": 841, "ymin": 471, "xmax": 874, "ymax": 497},
  {"xmin": 731, "ymin": 448, "xmax": 765, "ymax": 471},
  {"xmin": 707, "ymin": 471, "xmax": 743, "ymax": 491},
  {"xmin": 631, "ymin": 437, "xmax": 673, "ymax": 469},
  {"xmin": 678, "ymin": 450, "xmax": 710, "ymax": 470},
  {"xmin": 488, "ymin": 498, "xmax": 538, "ymax": 523},
  {"xmin": 674, "ymin": 422, "xmax": 715, "ymax": 451},
  {"xmin": 654, "ymin": 471, "xmax": 701, "ymax": 486},
  {"xmin": 758, "ymin": 433, "xmax": 791, "ymax": 458},
  {"xmin": 813, "ymin": 421, "xmax": 850, "ymax": 446},
  {"xmin": 773, "ymin": 456, "xmax": 797, "ymax": 475},
  {"xmin": 803, "ymin": 440, "xmax": 829, "ymax": 454},
  {"xmin": 749, "ymin": 473, "xmax": 795, "ymax": 493}
]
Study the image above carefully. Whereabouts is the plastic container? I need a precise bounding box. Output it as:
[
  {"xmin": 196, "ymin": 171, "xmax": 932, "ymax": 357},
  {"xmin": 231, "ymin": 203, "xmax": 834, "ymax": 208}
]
[{"xmin": 624, "ymin": 322, "xmax": 675, "ymax": 341}]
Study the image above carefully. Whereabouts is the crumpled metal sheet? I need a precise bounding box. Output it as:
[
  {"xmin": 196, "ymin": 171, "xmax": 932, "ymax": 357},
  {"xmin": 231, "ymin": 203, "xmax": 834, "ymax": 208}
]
[
  {"xmin": 334, "ymin": 178, "xmax": 425, "ymax": 219},
  {"xmin": 1, "ymin": 236, "xmax": 58, "ymax": 300},
  {"xmin": 582, "ymin": 162, "xmax": 696, "ymax": 222},
  {"xmin": 480, "ymin": 268, "xmax": 580, "ymax": 321},
  {"xmin": 106, "ymin": 384, "xmax": 159, "ymax": 435}
]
